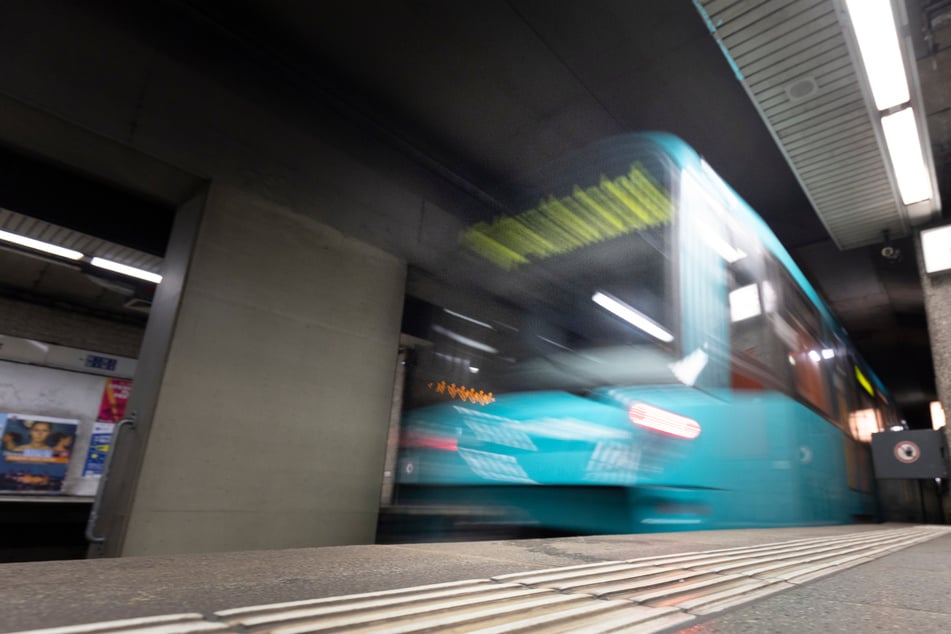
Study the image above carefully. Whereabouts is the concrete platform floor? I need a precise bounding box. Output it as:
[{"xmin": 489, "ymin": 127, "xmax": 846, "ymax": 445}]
[
  {"xmin": 0, "ymin": 523, "xmax": 948, "ymax": 633},
  {"xmin": 678, "ymin": 529, "xmax": 951, "ymax": 633}
]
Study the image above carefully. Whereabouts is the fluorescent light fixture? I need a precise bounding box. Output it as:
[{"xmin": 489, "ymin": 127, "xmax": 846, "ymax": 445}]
[
  {"xmin": 0, "ymin": 229, "xmax": 83, "ymax": 260},
  {"xmin": 592, "ymin": 291, "xmax": 673, "ymax": 343},
  {"xmin": 444, "ymin": 308, "xmax": 494, "ymax": 330},
  {"xmin": 821, "ymin": 348, "xmax": 835, "ymax": 360},
  {"xmin": 882, "ymin": 107, "xmax": 932, "ymax": 205},
  {"xmin": 845, "ymin": 0, "xmax": 910, "ymax": 110},
  {"xmin": 932, "ymin": 401, "xmax": 946, "ymax": 430},
  {"xmin": 729, "ymin": 283, "xmax": 761, "ymax": 322},
  {"xmin": 90, "ymin": 257, "xmax": 163, "ymax": 284},
  {"xmin": 920, "ymin": 224, "xmax": 951, "ymax": 274},
  {"xmin": 808, "ymin": 350, "xmax": 821, "ymax": 363},
  {"xmin": 432, "ymin": 325, "xmax": 498, "ymax": 354}
]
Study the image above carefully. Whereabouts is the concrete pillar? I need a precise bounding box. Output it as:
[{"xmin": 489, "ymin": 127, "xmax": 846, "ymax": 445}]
[
  {"xmin": 916, "ymin": 227, "xmax": 951, "ymax": 522},
  {"xmin": 95, "ymin": 183, "xmax": 405, "ymax": 556}
]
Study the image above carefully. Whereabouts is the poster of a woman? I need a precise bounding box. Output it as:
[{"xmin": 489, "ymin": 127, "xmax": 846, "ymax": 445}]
[{"xmin": 0, "ymin": 413, "xmax": 79, "ymax": 493}]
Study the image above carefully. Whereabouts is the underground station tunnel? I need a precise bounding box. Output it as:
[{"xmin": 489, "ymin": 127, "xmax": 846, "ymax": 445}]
[{"xmin": 2, "ymin": 1, "xmax": 951, "ymax": 633}]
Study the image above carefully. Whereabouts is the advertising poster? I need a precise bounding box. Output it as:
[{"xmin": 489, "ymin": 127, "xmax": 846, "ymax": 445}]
[
  {"xmin": 0, "ymin": 413, "xmax": 79, "ymax": 493},
  {"xmin": 97, "ymin": 377, "xmax": 132, "ymax": 423},
  {"xmin": 82, "ymin": 422, "xmax": 114, "ymax": 477}
]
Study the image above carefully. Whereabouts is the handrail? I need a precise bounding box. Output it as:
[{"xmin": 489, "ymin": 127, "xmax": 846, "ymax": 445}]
[{"xmin": 85, "ymin": 413, "xmax": 137, "ymax": 545}]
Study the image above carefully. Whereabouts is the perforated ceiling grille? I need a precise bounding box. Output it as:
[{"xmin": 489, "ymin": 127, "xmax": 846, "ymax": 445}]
[
  {"xmin": 697, "ymin": 0, "xmax": 906, "ymax": 249},
  {"xmin": 0, "ymin": 207, "xmax": 162, "ymax": 272}
]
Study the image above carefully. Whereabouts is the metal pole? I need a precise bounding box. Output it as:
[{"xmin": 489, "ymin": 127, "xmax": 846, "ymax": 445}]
[{"xmin": 85, "ymin": 413, "xmax": 137, "ymax": 545}]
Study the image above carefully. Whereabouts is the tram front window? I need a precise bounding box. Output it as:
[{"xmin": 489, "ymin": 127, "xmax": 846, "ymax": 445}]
[{"xmin": 404, "ymin": 218, "xmax": 677, "ymax": 407}]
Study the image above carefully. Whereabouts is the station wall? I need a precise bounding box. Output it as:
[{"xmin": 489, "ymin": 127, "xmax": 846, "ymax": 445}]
[
  {"xmin": 119, "ymin": 184, "xmax": 406, "ymax": 555},
  {"xmin": 0, "ymin": 297, "xmax": 144, "ymax": 359},
  {"xmin": 919, "ymin": 235, "xmax": 951, "ymax": 428},
  {"xmin": 0, "ymin": 360, "xmax": 112, "ymax": 496},
  {"xmin": 0, "ymin": 1, "xmax": 457, "ymax": 555},
  {"xmin": 918, "ymin": 229, "xmax": 951, "ymax": 522}
]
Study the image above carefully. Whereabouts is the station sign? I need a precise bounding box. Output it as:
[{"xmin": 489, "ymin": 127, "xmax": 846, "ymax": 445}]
[
  {"xmin": 893, "ymin": 440, "xmax": 920, "ymax": 464},
  {"xmin": 871, "ymin": 430, "xmax": 948, "ymax": 479}
]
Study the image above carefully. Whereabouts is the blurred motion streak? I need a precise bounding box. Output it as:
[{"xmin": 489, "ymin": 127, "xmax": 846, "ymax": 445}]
[{"xmin": 380, "ymin": 133, "xmax": 897, "ymax": 543}]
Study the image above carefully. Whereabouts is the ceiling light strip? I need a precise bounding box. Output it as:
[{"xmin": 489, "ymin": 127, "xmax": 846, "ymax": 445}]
[
  {"xmin": 881, "ymin": 107, "xmax": 932, "ymax": 205},
  {"xmin": 90, "ymin": 257, "xmax": 163, "ymax": 284},
  {"xmin": 844, "ymin": 0, "xmax": 910, "ymax": 110},
  {"xmin": 844, "ymin": 0, "xmax": 936, "ymax": 210},
  {"xmin": 0, "ymin": 228, "xmax": 84, "ymax": 260}
]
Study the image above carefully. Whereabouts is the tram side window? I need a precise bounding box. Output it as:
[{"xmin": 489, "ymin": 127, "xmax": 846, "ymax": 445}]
[
  {"xmin": 776, "ymin": 274, "xmax": 834, "ymax": 417},
  {"xmin": 844, "ymin": 374, "xmax": 884, "ymax": 491},
  {"xmin": 877, "ymin": 392, "xmax": 898, "ymax": 429},
  {"xmin": 846, "ymin": 367, "xmax": 887, "ymax": 442},
  {"xmin": 829, "ymin": 337, "xmax": 852, "ymax": 430},
  {"xmin": 727, "ymin": 252, "xmax": 791, "ymax": 390},
  {"xmin": 847, "ymin": 402, "xmax": 882, "ymax": 442}
]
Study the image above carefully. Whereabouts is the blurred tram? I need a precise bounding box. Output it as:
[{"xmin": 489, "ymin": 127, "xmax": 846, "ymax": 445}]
[{"xmin": 387, "ymin": 132, "xmax": 896, "ymax": 538}]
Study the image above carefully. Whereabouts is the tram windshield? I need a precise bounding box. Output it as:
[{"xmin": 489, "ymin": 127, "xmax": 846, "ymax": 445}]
[{"xmin": 403, "ymin": 149, "xmax": 678, "ymax": 408}]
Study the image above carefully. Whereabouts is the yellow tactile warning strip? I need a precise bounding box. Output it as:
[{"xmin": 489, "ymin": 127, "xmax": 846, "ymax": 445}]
[{"xmin": 13, "ymin": 526, "xmax": 951, "ymax": 634}]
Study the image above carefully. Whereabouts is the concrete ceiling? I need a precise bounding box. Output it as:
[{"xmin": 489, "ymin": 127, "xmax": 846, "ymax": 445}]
[
  {"xmin": 0, "ymin": 0, "xmax": 947, "ymax": 424},
  {"xmin": 699, "ymin": 0, "xmax": 940, "ymax": 248},
  {"xmin": 182, "ymin": 0, "xmax": 947, "ymax": 423},
  {"xmin": 0, "ymin": 208, "xmax": 160, "ymax": 321}
]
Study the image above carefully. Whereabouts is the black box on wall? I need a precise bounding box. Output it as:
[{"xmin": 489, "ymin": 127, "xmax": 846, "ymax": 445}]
[{"xmin": 871, "ymin": 429, "xmax": 949, "ymax": 479}]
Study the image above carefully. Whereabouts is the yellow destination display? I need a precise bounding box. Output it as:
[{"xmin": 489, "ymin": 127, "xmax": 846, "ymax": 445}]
[
  {"xmin": 854, "ymin": 365, "xmax": 875, "ymax": 397},
  {"xmin": 427, "ymin": 380, "xmax": 496, "ymax": 406},
  {"xmin": 462, "ymin": 162, "xmax": 672, "ymax": 269}
]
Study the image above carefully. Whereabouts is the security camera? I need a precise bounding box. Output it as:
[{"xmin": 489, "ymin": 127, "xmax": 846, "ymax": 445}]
[{"xmin": 880, "ymin": 230, "xmax": 902, "ymax": 263}]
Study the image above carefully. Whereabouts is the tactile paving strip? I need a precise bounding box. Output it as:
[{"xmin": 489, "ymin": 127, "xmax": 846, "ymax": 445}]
[{"xmin": 13, "ymin": 525, "xmax": 951, "ymax": 634}]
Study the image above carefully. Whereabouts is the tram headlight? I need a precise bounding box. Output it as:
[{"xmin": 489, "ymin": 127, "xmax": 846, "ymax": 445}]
[{"xmin": 628, "ymin": 403, "xmax": 701, "ymax": 440}]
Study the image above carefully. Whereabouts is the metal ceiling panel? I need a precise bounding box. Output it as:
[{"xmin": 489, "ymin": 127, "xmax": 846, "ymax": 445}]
[
  {"xmin": 696, "ymin": 0, "xmax": 928, "ymax": 249},
  {"xmin": 0, "ymin": 207, "xmax": 162, "ymax": 273}
]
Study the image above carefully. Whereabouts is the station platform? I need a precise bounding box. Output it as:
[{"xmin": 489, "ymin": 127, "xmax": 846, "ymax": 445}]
[{"xmin": 2, "ymin": 523, "xmax": 950, "ymax": 633}]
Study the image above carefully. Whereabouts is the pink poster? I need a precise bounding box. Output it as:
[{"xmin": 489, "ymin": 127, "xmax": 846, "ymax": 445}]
[{"xmin": 97, "ymin": 378, "xmax": 132, "ymax": 423}]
